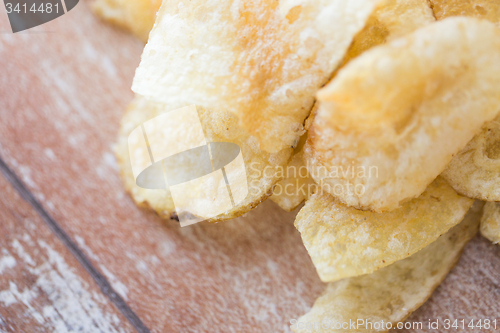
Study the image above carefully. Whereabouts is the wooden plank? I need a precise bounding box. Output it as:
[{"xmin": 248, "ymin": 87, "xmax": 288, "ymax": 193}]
[
  {"xmin": 0, "ymin": 173, "xmax": 135, "ymax": 332},
  {"xmin": 0, "ymin": 2, "xmax": 499, "ymax": 333}
]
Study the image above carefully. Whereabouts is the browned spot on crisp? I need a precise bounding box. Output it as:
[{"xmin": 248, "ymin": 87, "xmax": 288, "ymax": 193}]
[
  {"xmin": 429, "ymin": 0, "xmax": 500, "ymax": 25},
  {"xmin": 286, "ymin": 6, "xmax": 302, "ymax": 24},
  {"xmin": 231, "ymin": 1, "xmax": 289, "ymax": 135},
  {"xmin": 339, "ymin": 16, "xmax": 389, "ymax": 70},
  {"xmin": 484, "ymin": 126, "xmax": 500, "ymax": 160},
  {"xmin": 476, "ymin": 5, "xmax": 488, "ymax": 15}
]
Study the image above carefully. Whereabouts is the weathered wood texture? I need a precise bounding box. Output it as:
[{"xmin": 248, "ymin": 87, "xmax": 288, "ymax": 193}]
[
  {"xmin": 0, "ymin": 172, "xmax": 135, "ymax": 332},
  {"xmin": 0, "ymin": 2, "xmax": 499, "ymax": 333}
]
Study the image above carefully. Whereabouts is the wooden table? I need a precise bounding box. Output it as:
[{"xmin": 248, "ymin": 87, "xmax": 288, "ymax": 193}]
[{"xmin": 0, "ymin": 2, "xmax": 499, "ymax": 332}]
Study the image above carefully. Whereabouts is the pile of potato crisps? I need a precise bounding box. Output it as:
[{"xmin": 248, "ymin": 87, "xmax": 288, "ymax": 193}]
[{"xmin": 93, "ymin": 0, "xmax": 500, "ymax": 331}]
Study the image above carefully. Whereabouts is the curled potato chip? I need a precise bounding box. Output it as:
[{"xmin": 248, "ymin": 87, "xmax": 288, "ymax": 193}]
[
  {"xmin": 292, "ymin": 203, "xmax": 481, "ymax": 333},
  {"xmin": 271, "ymin": 0, "xmax": 434, "ymax": 212},
  {"xmin": 132, "ymin": 0, "xmax": 381, "ymax": 153},
  {"xmin": 270, "ymin": 133, "xmax": 316, "ymax": 212},
  {"xmin": 481, "ymin": 201, "xmax": 500, "ymax": 244},
  {"xmin": 442, "ymin": 115, "xmax": 500, "ymax": 201},
  {"xmin": 306, "ymin": 18, "xmax": 500, "ymax": 212},
  {"xmin": 339, "ymin": 0, "xmax": 434, "ymax": 69},
  {"xmin": 430, "ymin": 0, "xmax": 500, "ymax": 26},
  {"xmin": 92, "ymin": 0, "xmax": 161, "ymax": 42},
  {"xmin": 116, "ymin": 96, "xmax": 292, "ymax": 222},
  {"xmin": 294, "ymin": 177, "xmax": 473, "ymax": 282}
]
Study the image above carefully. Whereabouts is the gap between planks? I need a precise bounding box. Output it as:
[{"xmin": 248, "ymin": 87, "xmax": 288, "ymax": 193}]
[{"xmin": 0, "ymin": 154, "xmax": 151, "ymax": 333}]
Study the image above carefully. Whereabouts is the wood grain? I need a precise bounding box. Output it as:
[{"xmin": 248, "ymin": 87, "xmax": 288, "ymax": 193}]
[
  {"xmin": 0, "ymin": 171, "xmax": 135, "ymax": 332},
  {"xmin": 0, "ymin": 2, "xmax": 499, "ymax": 332}
]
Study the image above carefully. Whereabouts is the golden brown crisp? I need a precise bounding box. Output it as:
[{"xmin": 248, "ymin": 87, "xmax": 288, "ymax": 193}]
[
  {"xmin": 339, "ymin": 0, "xmax": 435, "ymax": 69},
  {"xmin": 293, "ymin": 202, "xmax": 482, "ymax": 333},
  {"xmin": 442, "ymin": 114, "xmax": 500, "ymax": 201},
  {"xmin": 481, "ymin": 201, "xmax": 500, "ymax": 244},
  {"xmin": 92, "ymin": 0, "xmax": 161, "ymax": 42},
  {"xmin": 294, "ymin": 177, "xmax": 473, "ymax": 282},
  {"xmin": 272, "ymin": 0, "xmax": 435, "ymax": 212},
  {"xmin": 132, "ymin": 0, "xmax": 382, "ymax": 153},
  {"xmin": 430, "ymin": 0, "xmax": 500, "ymax": 26},
  {"xmin": 306, "ymin": 18, "xmax": 500, "ymax": 212}
]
